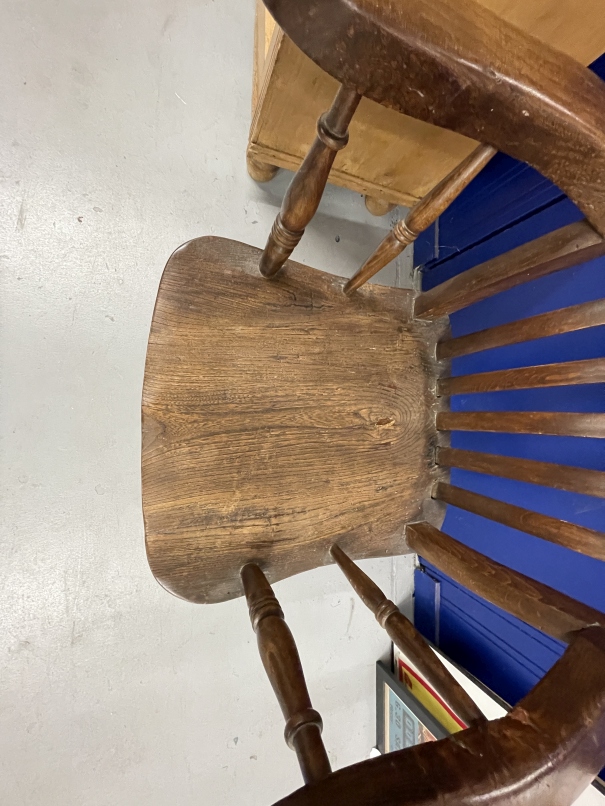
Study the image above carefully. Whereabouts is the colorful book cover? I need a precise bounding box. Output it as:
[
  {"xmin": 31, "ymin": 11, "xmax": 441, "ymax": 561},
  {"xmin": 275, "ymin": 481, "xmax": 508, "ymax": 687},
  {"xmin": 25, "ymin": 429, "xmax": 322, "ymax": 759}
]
[{"xmin": 394, "ymin": 646, "xmax": 467, "ymax": 734}]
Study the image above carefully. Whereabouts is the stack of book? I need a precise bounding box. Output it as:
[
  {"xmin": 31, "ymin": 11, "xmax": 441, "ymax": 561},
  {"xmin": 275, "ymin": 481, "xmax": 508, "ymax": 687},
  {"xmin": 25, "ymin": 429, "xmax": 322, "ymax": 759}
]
[{"xmin": 377, "ymin": 643, "xmax": 504, "ymax": 754}]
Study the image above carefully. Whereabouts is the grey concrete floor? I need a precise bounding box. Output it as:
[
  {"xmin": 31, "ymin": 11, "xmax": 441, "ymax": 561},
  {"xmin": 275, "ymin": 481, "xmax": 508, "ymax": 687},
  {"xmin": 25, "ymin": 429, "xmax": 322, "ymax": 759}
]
[{"xmin": 1, "ymin": 1, "xmax": 415, "ymax": 803}]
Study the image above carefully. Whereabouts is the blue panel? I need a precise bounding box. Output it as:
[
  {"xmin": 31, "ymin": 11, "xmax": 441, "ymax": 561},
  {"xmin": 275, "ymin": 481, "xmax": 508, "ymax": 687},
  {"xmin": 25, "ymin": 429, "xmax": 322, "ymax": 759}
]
[
  {"xmin": 413, "ymin": 566, "xmax": 439, "ymax": 644},
  {"xmin": 414, "ymin": 222, "xmax": 438, "ymax": 269},
  {"xmin": 416, "ymin": 561, "xmax": 605, "ymax": 783},
  {"xmin": 414, "ymin": 564, "xmax": 564, "ymax": 706},
  {"xmin": 449, "ymin": 384, "xmax": 605, "ymax": 413},
  {"xmin": 449, "ymin": 253, "xmax": 605, "ymax": 337},
  {"xmin": 592, "ymin": 52, "xmax": 605, "ymax": 76},
  {"xmin": 442, "ymin": 511, "xmax": 605, "ymax": 612},
  {"xmin": 452, "ymin": 327, "xmax": 605, "ymax": 375},
  {"xmin": 449, "ymin": 468, "xmax": 605, "ymax": 530},
  {"xmin": 428, "ymin": 157, "xmax": 561, "ymax": 266},
  {"xmin": 421, "ymin": 197, "xmax": 582, "ymax": 290},
  {"xmin": 417, "ymin": 53, "xmax": 605, "ymax": 286}
]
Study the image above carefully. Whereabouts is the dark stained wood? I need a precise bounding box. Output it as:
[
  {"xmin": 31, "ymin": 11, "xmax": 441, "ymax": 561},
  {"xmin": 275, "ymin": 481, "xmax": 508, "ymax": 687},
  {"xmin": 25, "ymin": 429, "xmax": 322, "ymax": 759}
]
[
  {"xmin": 142, "ymin": 236, "xmax": 444, "ymax": 604},
  {"xmin": 438, "ymin": 358, "xmax": 605, "ymax": 396},
  {"xmin": 415, "ymin": 221, "xmax": 605, "ymax": 320},
  {"xmin": 437, "ymin": 447, "xmax": 605, "ymax": 500},
  {"xmin": 259, "ymin": 85, "xmax": 361, "ymax": 278},
  {"xmin": 264, "ymin": 0, "xmax": 605, "ymax": 235},
  {"xmin": 330, "ymin": 544, "xmax": 484, "ymax": 727},
  {"xmin": 437, "ymin": 411, "xmax": 605, "ymax": 438},
  {"xmin": 437, "ymin": 298, "xmax": 605, "ymax": 360},
  {"xmin": 406, "ymin": 522, "xmax": 605, "ymax": 641},
  {"xmin": 241, "ymin": 563, "xmax": 331, "ymax": 784},
  {"xmin": 344, "ymin": 144, "xmax": 495, "ymax": 294},
  {"xmin": 433, "ymin": 482, "xmax": 605, "ymax": 561},
  {"xmin": 271, "ymin": 626, "xmax": 605, "ymax": 806}
]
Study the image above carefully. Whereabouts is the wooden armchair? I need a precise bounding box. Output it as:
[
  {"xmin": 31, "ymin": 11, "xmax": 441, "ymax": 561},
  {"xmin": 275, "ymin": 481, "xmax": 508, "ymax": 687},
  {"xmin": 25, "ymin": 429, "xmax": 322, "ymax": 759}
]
[{"xmin": 141, "ymin": 0, "xmax": 605, "ymax": 803}]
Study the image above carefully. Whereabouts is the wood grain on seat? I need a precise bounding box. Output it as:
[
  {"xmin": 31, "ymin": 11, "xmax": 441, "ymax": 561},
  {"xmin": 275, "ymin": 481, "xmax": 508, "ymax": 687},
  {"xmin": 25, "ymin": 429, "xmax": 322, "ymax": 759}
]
[{"xmin": 142, "ymin": 237, "xmax": 443, "ymax": 603}]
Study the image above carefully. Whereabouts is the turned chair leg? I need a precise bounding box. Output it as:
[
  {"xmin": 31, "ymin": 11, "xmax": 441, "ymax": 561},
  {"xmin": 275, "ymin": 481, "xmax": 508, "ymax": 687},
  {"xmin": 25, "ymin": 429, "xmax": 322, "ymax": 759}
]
[
  {"xmin": 241, "ymin": 563, "xmax": 331, "ymax": 784},
  {"xmin": 259, "ymin": 85, "xmax": 361, "ymax": 278}
]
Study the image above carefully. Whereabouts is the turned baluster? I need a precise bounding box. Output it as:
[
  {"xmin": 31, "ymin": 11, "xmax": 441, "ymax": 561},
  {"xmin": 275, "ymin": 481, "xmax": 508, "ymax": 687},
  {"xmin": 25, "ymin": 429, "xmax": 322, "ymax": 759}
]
[
  {"xmin": 344, "ymin": 143, "xmax": 496, "ymax": 294},
  {"xmin": 330, "ymin": 545, "xmax": 485, "ymax": 727},
  {"xmin": 259, "ymin": 85, "xmax": 361, "ymax": 278},
  {"xmin": 241, "ymin": 563, "xmax": 331, "ymax": 784}
]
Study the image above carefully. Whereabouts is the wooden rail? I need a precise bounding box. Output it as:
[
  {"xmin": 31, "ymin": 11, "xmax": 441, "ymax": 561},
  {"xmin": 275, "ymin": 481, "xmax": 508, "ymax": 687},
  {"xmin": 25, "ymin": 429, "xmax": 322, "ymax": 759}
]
[
  {"xmin": 437, "ymin": 411, "xmax": 605, "ymax": 438},
  {"xmin": 437, "ymin": 298, "xmax": 605, "ymax": 360},
  {"xmin": 437, "ymin": 447, "xmax": 605, "ymax": 499},
  {"xmin": 415, "ymin": 221, "xmax": 605, "ymax": 320},
  {"xmin": 437, "ymin": 358, "xmax": 605, "ymax": 396},
  {"xmin": 433, "ymin": 482, "xmax": 605, "ymax": 561},
  {"xmin": 270, "ymin": 626, "xmax": 605, "ymax": 806},
  {"xmin": 264, "ymin": 0, "xmax": 605, "ymax": 235}
]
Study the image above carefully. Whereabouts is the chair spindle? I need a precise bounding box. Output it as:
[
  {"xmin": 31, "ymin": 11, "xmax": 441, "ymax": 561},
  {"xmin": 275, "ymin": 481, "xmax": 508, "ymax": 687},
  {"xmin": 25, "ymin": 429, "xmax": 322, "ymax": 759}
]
[
  {"xmin": 433, "ymin": 482, "xmax": 605, "ymax": 562},
  {"xmin": 437, "ymin": 411, "xmax": 605, "ymax": 437},
  {"xmin": 437, "ymin": 357, "xmax": 605, "ymax": 396},
  {"xmin": 407, "ymin": 522, "xmax": 605, "ymax": 642},
  {"xmin": 344, "ymin": 144, "xmax": 495, "ymax": 294},
  {"xmin": 330, "ymin": 544, "xmax": 484, "ymax": 727},
  {"xmin": 415, "ymin": 220, "xmax": 605, "ymax": 319},
  {"xmin": 259, "ymin": 85, "xmax": 361, "ymax": 278},
  {"xmin": 241, "ymin": 563, "xmax": 331, "ymax": 784},
  {"xmin": 437, "ymin": 446, "xmax": 605, "ymax": 499},
  {"xmin": 437, "ymin": 298, "xmax": 605, "ymax": 360}
]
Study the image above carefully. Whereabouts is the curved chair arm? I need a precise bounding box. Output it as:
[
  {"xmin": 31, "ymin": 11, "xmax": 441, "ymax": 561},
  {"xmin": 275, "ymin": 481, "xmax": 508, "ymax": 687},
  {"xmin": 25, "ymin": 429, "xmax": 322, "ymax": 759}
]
[
  {"xmin": 270, "ymin": 626, "xmax": 605, "ymax": 806},
  {"xmin": 263, "ymin": 0, "xmax": 605, "ymax": 235}
]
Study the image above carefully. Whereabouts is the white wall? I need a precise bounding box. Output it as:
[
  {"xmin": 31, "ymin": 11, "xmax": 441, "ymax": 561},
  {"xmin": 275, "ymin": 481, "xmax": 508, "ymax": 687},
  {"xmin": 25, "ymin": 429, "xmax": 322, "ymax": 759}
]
[{"xmin": 0, "ymin": 1, "xmax": 414, "ymax": 803}]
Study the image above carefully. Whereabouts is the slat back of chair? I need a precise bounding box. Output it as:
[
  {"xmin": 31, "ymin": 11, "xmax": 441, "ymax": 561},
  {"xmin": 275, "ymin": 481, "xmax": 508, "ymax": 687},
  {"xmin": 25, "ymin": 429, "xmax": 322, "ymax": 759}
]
[
  {"xmin": 406, "ymin": 153, "xmax": 605, "ymax": 690},
  {"xmin": 415, "ymin": 239, "xmax": 605, "ymax": 554},
  {"xmin": 409, "ymin": 123, "xmax": 605, "ymax": 681}
]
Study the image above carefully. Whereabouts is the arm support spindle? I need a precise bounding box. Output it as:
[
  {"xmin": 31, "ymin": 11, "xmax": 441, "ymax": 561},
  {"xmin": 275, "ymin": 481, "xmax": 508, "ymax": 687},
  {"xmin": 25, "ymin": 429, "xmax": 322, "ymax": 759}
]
[
  {"xmin": 330, "ymin": 544, "xmax": 485, "ymax": 727},
  {"xmin": 344, "ymin": 143, "xmax": 495, "ymax": 293},
  {"xmin": 259, "ymin": 85, "xmax": 361, "ymax": 278}
]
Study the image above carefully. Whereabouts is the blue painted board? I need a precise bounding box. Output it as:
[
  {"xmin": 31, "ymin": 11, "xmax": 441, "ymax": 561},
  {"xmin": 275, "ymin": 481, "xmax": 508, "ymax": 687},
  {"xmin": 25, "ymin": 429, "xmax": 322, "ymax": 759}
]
[{"xmin": 417, "ymin": 54, "xmax": 605, "ymax": 288}]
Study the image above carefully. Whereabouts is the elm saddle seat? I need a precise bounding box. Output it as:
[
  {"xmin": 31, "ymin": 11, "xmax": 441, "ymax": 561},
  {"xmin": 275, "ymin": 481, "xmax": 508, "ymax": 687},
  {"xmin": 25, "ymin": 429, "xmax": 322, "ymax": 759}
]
[
  {"xmin": 142, "ymin": 236, "xmax": 444, "ymax": 605},
  {"xmin": 142, "ymin": 0, "xmax": 605, "ymax": 804}
]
